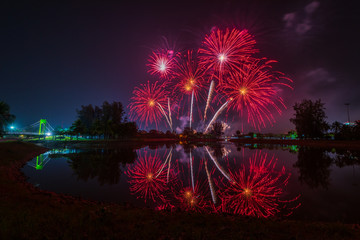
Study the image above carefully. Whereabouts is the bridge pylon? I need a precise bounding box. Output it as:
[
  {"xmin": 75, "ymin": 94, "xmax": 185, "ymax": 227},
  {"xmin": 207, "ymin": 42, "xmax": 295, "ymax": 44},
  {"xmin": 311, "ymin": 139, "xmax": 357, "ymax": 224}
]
[{"xmin": 39, "ymin": 119, "xmax": 47, "ymax": 135}]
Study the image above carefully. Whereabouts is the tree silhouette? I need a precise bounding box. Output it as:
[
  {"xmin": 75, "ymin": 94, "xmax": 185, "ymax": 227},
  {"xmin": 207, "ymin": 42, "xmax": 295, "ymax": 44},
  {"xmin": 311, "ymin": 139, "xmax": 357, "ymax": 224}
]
[
  {"xmin": 0, "ymin": 101, "xmax": 15, "ymax": 137},
  {"xmin": 290, "ymin": 99, "xmax": 329, "ymax": 138},
  {"xmin": 294, "ymin": 147, "xmax": 332, "ymax": 189}
]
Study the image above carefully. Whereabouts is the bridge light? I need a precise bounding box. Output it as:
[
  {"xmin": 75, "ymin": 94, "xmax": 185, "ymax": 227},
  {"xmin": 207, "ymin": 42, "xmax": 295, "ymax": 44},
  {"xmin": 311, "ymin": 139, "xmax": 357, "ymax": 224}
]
[
  {"xmin": 46, "ymin": 132, "xmax": 52, "ymax": 136},
  {"xmin": 10, "ymin": 125, "xmax": 15, "ymax": 130}
]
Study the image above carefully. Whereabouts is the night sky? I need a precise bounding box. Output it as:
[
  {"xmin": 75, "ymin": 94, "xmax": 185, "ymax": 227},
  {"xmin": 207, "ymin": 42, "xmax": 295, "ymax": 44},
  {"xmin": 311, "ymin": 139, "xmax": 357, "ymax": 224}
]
[{"xmin": 1, "ymin": 0, "xmax": 359, "ymax": 133}]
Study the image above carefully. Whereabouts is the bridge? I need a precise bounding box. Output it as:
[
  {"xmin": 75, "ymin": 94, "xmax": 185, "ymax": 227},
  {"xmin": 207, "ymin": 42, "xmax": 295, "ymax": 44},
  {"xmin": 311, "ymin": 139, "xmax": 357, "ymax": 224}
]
[
  {"xmin": 27, "ymin": 149, "xmax": 75, "ymax": 170},
  {"xmin": 5, "ymin": 119, "xmax": 55, "ymax": 137}
]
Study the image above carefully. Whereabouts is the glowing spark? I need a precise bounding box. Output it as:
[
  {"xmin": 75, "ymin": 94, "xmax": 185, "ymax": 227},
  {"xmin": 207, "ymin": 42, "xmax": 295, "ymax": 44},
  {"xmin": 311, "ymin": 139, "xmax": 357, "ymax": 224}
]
[
  {"xmin": 218, "ymin": 54, "xmax": 226, "ymax": 62},
  {"xmin": 148, "ymin": 99, "xmax": 155, "ymax": 107},
  {"xmin": 239, "ymin": 87, "xmax": 247, "ymax": 95}
]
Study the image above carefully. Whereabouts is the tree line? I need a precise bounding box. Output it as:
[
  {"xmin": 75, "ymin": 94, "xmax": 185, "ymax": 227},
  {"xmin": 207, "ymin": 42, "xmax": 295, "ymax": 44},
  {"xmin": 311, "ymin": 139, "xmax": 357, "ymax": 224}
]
[
  {"xmin": 67, "ymin": 101, "xmax": 138, "ymax": 139},
  {"xmin": 290, "ymin": 99, "xmax": 360, "ymax": 140}
]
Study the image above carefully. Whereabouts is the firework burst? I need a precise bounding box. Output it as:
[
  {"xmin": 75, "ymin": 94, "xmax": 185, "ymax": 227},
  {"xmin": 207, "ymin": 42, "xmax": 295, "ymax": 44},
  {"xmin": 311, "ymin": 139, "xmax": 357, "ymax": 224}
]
[
  {"xmin": 217, "ymin": 151, "xmax": 298, "ymax": 218},
  {"xmin": 220, "ymin": 58, "xmax": 293, "ymax": 129},
  {"xmin": 125, "ymin": 151, "xmax": 169, "ymax": 203},
  {"xmin": 198, "ymin": 28, "xmax": 258, "ymax": 80},
  {"xmin": 129, "ymin": 81, "xmax": 170, "ymax": 128},
  {"xmin": 172, "ymin": 51, "xmax": 207, "ymax": 127},
  {"xmin": 147, "ymin": 50, "xmax": 177, "ymax": 80}
]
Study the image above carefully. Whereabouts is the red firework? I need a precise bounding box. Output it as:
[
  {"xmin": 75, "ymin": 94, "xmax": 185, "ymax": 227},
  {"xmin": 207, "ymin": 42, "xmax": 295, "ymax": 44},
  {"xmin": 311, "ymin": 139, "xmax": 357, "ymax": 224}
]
[
  {"xmin": 198, "ymin": 28, "xmax": 258, "ymax": 80},
  {"xmin": 173, "ymin": 50, "xmax": 206, "ymax": 97},
  {"xmin": 217, "ymin": 151, "xmax": 298, "ymax": 218},
  {"xmin": 168, "ymin": 158, "xmax": 212, "ymax": 213},
  {"xmin": 125, "ymin": 151, "xmax": 168, "ymax": 203},
  {"xmin": 220, "ymin": 58, "xmax": 293, "ymax": 129},
  {"xmin": 128, "ymin": 81, "xmax": 168, "ymax": 128},
  {"xmin": 147, "ymin": 49, "xmax": 177, "ymax": 80}
]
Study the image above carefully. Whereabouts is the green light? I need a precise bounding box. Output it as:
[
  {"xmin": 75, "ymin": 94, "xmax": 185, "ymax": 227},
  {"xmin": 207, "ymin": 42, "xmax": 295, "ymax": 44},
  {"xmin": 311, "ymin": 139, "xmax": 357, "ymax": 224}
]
[
  {"xmin": 35, "ymin": 156, "xmax": 44, "ymax": 170},
  {"xmin": 39, "ymin": 119, "xmax": 47, "ymax": 135}
]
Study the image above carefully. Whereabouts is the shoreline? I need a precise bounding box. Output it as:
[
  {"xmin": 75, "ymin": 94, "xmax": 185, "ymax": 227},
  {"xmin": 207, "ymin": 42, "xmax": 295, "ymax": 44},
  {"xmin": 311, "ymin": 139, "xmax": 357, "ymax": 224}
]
[{"xmin": 1, "ymin": 141, "xmax": 360, "ymax": 239}]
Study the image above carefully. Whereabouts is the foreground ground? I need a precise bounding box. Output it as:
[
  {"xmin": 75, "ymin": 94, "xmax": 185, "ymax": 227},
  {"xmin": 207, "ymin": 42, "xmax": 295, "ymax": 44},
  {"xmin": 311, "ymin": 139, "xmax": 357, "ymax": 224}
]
[{"xmin": 1, "ymin": 141, "xmax": 360, "ymax": 240}]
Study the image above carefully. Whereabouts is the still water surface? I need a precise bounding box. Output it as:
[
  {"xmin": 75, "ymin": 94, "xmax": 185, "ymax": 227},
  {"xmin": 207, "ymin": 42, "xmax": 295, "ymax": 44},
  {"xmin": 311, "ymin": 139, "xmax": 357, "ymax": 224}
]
[{"xmin": 22, "ymin": 143, "xmax": 360, "ymax": 223}]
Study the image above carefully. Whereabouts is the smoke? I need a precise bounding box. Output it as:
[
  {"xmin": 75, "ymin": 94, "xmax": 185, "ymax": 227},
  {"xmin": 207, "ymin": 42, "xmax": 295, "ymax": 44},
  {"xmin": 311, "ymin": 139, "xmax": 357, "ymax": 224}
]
[
  {"xmin": 283, "ymin": 1, "xmax": 320, "ymax": 35},
  {"xmin": 176, "ymin": 115, "xmax": 190, "ymax": 133}
]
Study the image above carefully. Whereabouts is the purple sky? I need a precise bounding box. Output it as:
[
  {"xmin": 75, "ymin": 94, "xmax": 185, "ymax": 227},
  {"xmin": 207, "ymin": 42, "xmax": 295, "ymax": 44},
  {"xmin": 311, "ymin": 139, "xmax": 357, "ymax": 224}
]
[{"xmin": 1, "ymin": 0, "xmax": 359, "ymax": 133}]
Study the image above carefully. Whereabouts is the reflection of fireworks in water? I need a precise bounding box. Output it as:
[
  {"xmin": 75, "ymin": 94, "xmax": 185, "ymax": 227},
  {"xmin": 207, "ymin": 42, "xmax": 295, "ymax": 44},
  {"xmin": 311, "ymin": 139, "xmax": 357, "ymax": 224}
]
[
  {"xmin": 168, "ymin": 158, "xmax": 211, "ymax": 213},
  {"xmin": 220, "ymin": 58, "xmax": 293, "ymax": 129},
  {"xmin": 199, "ymin": 28, "xmax": 257, "ymax": 79},
  {"xmin": 218, "ymin": 151, "xmax": 300, "ymax": 218},
  {"xmin": 147, "ymin": 50, "xmax": 177, "ymax": 80},
  {"xmin": 129, "ymin": 81, "xmax": 170, "ymax": 129},
  {"xmin": 125, "ymin": 151, "xmax": 168, "ymax": 203}
]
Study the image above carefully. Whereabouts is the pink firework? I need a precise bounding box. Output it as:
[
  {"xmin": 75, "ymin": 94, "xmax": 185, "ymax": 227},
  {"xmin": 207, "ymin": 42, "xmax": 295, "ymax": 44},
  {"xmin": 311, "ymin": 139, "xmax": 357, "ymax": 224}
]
[
  {"xmin": 220, "ymin": 58, "xmax": 293, "ymax": 129},
  {"xmin": 217, "ymin": 151, "xmax": 299, "ymax": 218},
  {"xmin": 125, "ymin": 151, "xmax": 168, "ymax": 203},
  {"xmin": 147, "ymin": 49, "xmax": 177, "ymax": 80},
  {"xmin": 198, "ymin": 28, "xmax": 258, "ymax": 80},
  {"xmin": 128, "ymin": 81, "xmax": 169, "ymax": 128}
]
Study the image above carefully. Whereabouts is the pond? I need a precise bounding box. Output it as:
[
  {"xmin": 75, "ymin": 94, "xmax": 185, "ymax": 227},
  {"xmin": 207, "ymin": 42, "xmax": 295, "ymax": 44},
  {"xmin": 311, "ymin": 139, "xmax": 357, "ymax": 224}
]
[{"xmin": 21, "ymin": 142, "xmax": 360, "ymax": 223}]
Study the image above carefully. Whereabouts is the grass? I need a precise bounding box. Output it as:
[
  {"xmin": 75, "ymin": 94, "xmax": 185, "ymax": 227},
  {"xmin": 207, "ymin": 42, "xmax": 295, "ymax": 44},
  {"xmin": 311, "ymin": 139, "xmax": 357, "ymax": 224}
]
[{"xmin": 0, "ymin": 141, "xmax": 360, "ymax": 239}]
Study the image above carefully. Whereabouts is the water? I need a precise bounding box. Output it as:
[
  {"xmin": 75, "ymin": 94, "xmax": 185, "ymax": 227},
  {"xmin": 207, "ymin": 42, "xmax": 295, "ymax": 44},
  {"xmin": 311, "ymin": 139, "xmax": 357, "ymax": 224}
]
[{"xmin": 21, "ymin": 143, "xmax": 360, "ymax": 223}]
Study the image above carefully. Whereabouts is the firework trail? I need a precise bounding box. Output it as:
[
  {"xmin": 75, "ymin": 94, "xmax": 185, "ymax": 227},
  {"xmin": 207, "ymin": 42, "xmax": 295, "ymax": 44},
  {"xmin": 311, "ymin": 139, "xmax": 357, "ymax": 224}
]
[
  {"xmin": 203, "ymin": 80, "xmax": 214, "ymax": 120},
  {"xmin": 168, "ymin": 98, "xmax": 172, "ymax": 128},
  {"xmin": 155, "ymin": 148, "xmax": 173, "ymax": 178},
  {"xmin": 204, "ymin": 159, "xmax": 217, "ymax": 204},
  {"xmin": 129, "ymin": 81, "xmax": 168, "ymax": 128},
  {"xmin": 204, "ymin": 99, "xmax": 232, "ymax": 134},
  {"xmin": 190, "ymin": 149, "xmax": 195, "ymax": 191},
  {"xmin": 220, "ymin": 58, "xmax": 293, "ymax": 129},
  {"xmin": 189, "ymin": 90, "xmax": 194, "ymax": 129},
  {"xmin": 205, "ymin": 146, "xmax": 232, "ymax": 182},
  {"xmin": 157, "ymin": 102, "xmax": 172, "ymax": 131},
  {"xmin": 167, "ymin": 150, "xmax": 173, "ymax": 183}
]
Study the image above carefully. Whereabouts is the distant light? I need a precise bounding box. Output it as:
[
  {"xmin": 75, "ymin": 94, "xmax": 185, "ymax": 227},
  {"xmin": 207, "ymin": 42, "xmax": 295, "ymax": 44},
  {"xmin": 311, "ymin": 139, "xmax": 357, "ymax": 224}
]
[
  {"xmin": 10, "ymin": 126, "xmax": 15, "ymax": 130},
  {"xmin": 46, "ymin": 132, "xmax": 52, "ymax": 136}
]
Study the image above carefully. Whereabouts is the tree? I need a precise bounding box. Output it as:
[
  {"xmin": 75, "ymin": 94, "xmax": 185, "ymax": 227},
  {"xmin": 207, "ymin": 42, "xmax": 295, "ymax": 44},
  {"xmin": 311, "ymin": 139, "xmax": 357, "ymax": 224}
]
[
  {"xmin": 210, "ymin": 121, "xmax": 224, "ymax": 138},
  {"xmin": 290, "ymin": 99, "xmax": 329, "ymax": 138},
  {"xmin": 0, "ymin": 101, "xmax": 15, "ymax": 137},
  {"xmin": 70, "ymin": 119, "xmax": 85, "ymax": 140}
]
